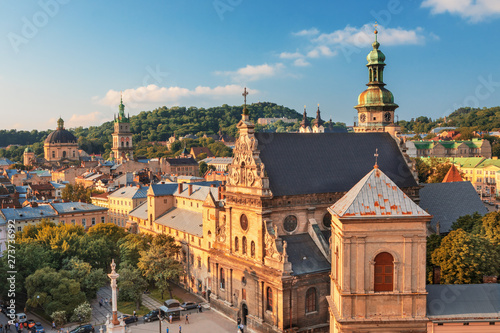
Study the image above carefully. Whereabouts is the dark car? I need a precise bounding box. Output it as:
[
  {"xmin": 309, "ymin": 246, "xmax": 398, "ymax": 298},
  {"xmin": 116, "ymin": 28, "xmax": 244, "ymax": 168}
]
[
  {"xmin": 118, "ymin": 315, "xmax": 138, "ymax": 325},
  {"xmin": 35, "ymin": 322, "xmax": 45, "ymax": 333},
  {"xmin": 180, "ymin": 302, "xmax": 198, "ymax": 310},
  {"xmin": 143, "ymin": 310, "xmax": 160, "ymax": 322},
  {"xmin": 69, "ymin": 324, "xmax": 94, "ymax": 333}
]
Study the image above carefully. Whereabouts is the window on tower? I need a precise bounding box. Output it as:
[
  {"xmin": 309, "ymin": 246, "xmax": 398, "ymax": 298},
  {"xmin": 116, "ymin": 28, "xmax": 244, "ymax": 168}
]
[{"xmin": 374, "ymin": 252, "xmax": 394, "ymax": 292}]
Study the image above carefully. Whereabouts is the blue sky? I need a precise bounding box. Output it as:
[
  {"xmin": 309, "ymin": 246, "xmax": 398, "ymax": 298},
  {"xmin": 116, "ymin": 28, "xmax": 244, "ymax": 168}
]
[{"xmin": 0, "ymin": 0, "xmax": 499, "ymax": 130}]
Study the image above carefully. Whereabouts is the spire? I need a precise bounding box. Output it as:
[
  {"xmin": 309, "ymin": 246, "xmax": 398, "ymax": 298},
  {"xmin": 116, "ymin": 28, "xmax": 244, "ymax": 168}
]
[
  {"xmin": 374, "ymin": 148, "xmax": 379, "ymax": 169},
  {"xmin": 301, "ymin": 106, "xmax": 309, "ymax": 127},
  {"xmin": 313, "ymin": 104, "xmax": 323, "ymax": 127},
  {"xmin": 116, "ymin": 92, "xmax": 129, "ymax": 123}
]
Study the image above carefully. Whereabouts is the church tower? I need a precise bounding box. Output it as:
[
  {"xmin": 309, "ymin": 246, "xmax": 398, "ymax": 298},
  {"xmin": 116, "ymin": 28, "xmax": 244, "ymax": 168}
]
[
  {"xmin": 312, "ymin": 104, "xmax": 325, "ymax": 133},
  {"xmin": 111, "ymin": 95, "xmax": 133, "ymax": 163},
  {"xmin": 299, "ymin": 106, "xmax": 312, "ymax": 133},
  {"xmin": 327, "ymin": 164, "xmax": 430, "ymax": 333},
  {"xmin": 354, "ymin": 28, "xmax": 401, "ymax": 137}
]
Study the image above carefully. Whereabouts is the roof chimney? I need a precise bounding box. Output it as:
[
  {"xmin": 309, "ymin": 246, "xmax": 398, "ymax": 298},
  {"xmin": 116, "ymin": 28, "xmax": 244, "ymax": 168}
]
[
  {"xmin": 178, "ymin": 183, "xmax": 183, "ymax": 194},
  {"xmin": 188, "ymin": 184, "xmax": 193, "ymax": 196},
  {"xmin": 210, "ymin": 184, "xmax": 215, "ymax": 188}
]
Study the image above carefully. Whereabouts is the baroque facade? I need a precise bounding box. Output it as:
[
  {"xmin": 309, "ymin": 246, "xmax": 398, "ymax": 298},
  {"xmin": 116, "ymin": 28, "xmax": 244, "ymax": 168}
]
[
  {"xmin": 111, "ymin": 97, "xmax": 134, "ymax": 163},
  {"xmin": 44, "ymin": 118, "xmax": 80, "ymax": 162}
]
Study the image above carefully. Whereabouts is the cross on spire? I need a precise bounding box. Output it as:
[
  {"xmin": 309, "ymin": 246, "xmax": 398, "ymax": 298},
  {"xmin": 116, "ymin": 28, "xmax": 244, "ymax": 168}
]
[
  {"xmin": 374, "ymin": 148, "xmax": 379, "ymax": 168},
  {"xmin": 242, "ymin": 87, "xmax": 248, "ymax": 107}
]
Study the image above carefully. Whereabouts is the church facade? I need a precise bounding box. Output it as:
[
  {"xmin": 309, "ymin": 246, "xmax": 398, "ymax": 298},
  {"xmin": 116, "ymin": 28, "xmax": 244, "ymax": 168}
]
[{"xmin": 44, "ymin": 117, "xmax": 80, "ymax": 162}]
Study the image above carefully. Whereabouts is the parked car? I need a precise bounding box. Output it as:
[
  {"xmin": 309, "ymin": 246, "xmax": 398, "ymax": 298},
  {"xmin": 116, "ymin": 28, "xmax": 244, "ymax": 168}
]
[
  {"xmin": 118, "ymin": 315, "xmax": 138, "ymax": 325},
  {"xmin": 180, "ymin": 302, "xmax": 198, "ymax": 311},
  {"xmin": 35, "ymin": 322, "xmax": 45, "ymax": 333},
  {"xmin": 15, "ymin": 313, "xmax": 27, "ymax": 323},
  {"xmin": 69, "ymin": 324, "xmax": 94, "ymax": 333},
  {"xmin": 27, "ymin": 320, "xmax": 36, "ymax": 328},
  {"xmin": 143, "ymin": 310, "xmax": 160, "ymax": 322}
]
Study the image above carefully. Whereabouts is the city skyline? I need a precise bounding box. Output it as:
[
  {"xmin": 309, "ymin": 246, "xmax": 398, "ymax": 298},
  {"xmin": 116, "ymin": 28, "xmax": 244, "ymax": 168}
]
[{"xmin": 1, "ymin": 0, "xmax": 499, "ymax": 130}]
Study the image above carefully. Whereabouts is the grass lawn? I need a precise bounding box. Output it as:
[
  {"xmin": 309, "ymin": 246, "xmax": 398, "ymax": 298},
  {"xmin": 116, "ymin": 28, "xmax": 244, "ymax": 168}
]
[
  {"xmin": 117, "ymin": 300, "xmax": 149, "ymax": 316},
  {"xmin": 149, "ymin": 287, "xmax": 183, "ymax": 304}
]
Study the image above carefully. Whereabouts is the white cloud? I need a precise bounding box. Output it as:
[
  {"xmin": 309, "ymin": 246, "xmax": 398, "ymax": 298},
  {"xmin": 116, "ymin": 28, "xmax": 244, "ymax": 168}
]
[
  {"xmin": 294, "ymin": 58, "xmax": 311, "ymax": 67},
  {"xmin": 279, "ymin": 51, "xmax": 304, "ymax": 59},
  {"xmin": 422, "ymin": 0, "xmax": 500, "ymax": 22},
  {"xmin": 96, "ymin": 84, "xmax": 257, "ymax": 108},
  {"xmin": 216, "ymin": 63, "xmax": 285, "ymax": 82},
  {"xmin": 280, "ymin": 24, "xmax": 430, "ymax": 67},
  {"xmin": 66, "ymin": 112, "xmax": 109, "ymax": 128},
  {"xmin": 313, "ymin": 24, "xmax": 426, "ymax": 47},
  {"xmin": 292, "ymin": 28, "xmax": 319, "ymax": 37}
]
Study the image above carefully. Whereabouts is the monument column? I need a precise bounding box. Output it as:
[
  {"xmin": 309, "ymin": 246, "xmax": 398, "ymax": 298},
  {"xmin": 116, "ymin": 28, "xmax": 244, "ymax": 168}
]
[{"xmin": 106, "ymin": 259, "xmax": 125, "ymax": 333}]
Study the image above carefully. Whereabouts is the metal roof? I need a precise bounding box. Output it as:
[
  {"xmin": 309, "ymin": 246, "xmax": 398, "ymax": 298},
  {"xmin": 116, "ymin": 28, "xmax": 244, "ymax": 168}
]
[
  {"xmin": 427, "ymin": 284, "xmax": 500, "ymax": 320},
  {"xmin": 155, "ymin": 207, "xmax": 203, "ymax": 237},
  {"xmin": 50, "ymin": 202, "xmax": 107, "ymax": 214},
  {"xmin": 129, "ymin": 201, "xmax": 148, "ymax": 220},
  {"xmin": 280, "ymin": 233, "xmax": 331, "ymax": 276},
  {"xmin": 329, "ymin": 167, "xmax": 429, "ymax": 218},
  {"xmin": 108, "ymin": 186, "xmax": 149, "ymax": 199},
  {"xmin": 255, "ymin": 132, "xmax": 418, "ymax": 196},
  {"xmin": 174, "ymin": 185, "xmax": 219, "ymax": 201},
  {"xmin": 1, "ymin": 205, "xmax": 57, "ymax": 221},
  {"xmin": 419, "ymin": 182, "xmax": 488, "ymax": 233}
]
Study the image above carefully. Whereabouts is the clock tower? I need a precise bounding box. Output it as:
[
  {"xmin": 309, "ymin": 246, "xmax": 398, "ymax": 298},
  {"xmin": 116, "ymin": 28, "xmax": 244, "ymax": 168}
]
[
  {"xmin": 111, "ymin": 95, "xmax": 133, "ymax": 163},
  {"xmin": 354, "ymin": 28, "xmax": 400, "ymax": 137}
]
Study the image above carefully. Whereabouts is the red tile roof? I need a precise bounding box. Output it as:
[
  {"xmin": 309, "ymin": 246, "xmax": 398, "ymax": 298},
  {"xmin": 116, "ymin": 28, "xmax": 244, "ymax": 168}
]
[{"xmin": 442, "ymin": 164, "xmax": 463, "ymax": 183}]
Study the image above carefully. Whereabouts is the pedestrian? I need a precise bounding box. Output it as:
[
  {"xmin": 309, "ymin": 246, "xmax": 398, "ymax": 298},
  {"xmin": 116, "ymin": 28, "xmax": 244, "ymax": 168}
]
[
  {"xmin": 52, "ymin": 322, "xmax": 56, "ymax": 331},
  {"xmin": 98, "ymin": 300, "xmax": 102, "ymax": 308},
  {"xmin": 1, "ymin": 323, "xmax": 4, "ymax": 333},
  {"xmin": 14, "ymin": 323, "xmax": 18, "ymax": 331},
  {"xmin": 133, "ymin": 310, "xmax": 136, "ymax": 317},
  {"xmin": 165, "ymin": 327, "xmax": 169, "ymax": 333},
  {"xmin": 169, "ymin": 314, "xmax": 172, "ymax": 324},
  {"xmin": 178, "ymin": 325, "xmax": 181, "ymax": 333},
  {"xmin": 185, "ymin": 314, "xmax": 189, "ymax": 324},
  {"xmin": 197, "ymin": 304, "xmax": 201, "ymax": 313},
  {"xmin": 105, "ymin": 298, "xmax": 109, "ymax": 306}
]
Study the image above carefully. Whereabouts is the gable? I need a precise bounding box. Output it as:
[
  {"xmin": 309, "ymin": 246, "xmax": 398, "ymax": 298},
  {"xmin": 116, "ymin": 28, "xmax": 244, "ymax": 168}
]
[{"xmin": 254, "ymin": 132, "xmax": 417, "ymax": 196}]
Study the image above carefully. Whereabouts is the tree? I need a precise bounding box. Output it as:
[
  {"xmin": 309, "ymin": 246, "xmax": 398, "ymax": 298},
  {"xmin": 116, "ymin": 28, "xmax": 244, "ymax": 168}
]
[
  {"xmin": 70, "ymin": 302, "xmax": 92, "ymax": 323},
  {"xmin": 199, "ymin": 161, "xmax": 208, "ymax": 176},
  {"xmin": 138, "ymin": 235, "xmax": 182, "ymax": 299},
  {"xmin": 426, "ymin": 234, "xmax": 443, "ymax": 283},
  {"xmin": 64, "ymin": 258, "xmax": 107, "ymax": 299},
  {"xmin": 117, "ymin": 264, "xmax": 148, "ymax": 310},
  {"xmin": 118, "ymin": 233, "xmax": 151, "ymax": 267},
  {"xmin": 480, "ymin": 211, "xmax": 500, "ymax": 245},
  {"xmin": 427, "ymin": 163, "xmax": 452, "ymax": 183},
  {"xmin": 451, "ymin": 212, "xmax": 483, "ymax": 234},
  {"xmin": 25, "ymin": 267, "xmax": 86, "ymax": 318},
  {"xmin": 51, "ymin": 311, "xmax": 67, "ymax": 327},
  {"xmin": 431, "ymin": 229, "xmax": 500, "ymax": 284}
]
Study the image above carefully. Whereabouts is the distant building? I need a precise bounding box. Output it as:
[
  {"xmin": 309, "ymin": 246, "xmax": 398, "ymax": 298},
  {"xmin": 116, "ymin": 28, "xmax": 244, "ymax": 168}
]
[
  {"xmin": 190, "ymin": 146, "xmax": 214, "ymax": 159},
  {"xmin": 23, "ymin": 147, "xmax": 36, "ymax": 167},
  {"xmin": 201, "ymin": 157, "xmax": 233, "ymax": 172},
  {"xmin": 257, "ymin": 117, "xmax": 297, "ymax": 125},
  {"xmin": 44, "ymin": 118, "xmax": 80, "ymax": 162},
  {"xmin": 162, "ymin": 157, "xmax": 199, "ymax": 176},
  {"xmin": 406, "ymin": 138, "xmax": 491, "ymax": 158},
  {"xmin": 108, "ymin": 185, "xmax": 148, "ymax": 228}
]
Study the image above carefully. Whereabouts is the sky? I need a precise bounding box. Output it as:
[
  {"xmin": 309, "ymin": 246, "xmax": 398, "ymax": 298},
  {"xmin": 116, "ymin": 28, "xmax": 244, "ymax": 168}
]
[{"xmin": 0, "ymin": 0, "xmax": 499, "ymax": 131}]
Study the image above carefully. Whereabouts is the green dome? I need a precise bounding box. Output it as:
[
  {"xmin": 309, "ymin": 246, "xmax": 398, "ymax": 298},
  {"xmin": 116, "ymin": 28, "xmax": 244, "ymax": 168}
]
[
  {"xmin": 366, "ymin": 41, "xmax": 386, "ymax": 65},
  {"xmin": 357, "ymin": 86, "xmax": 397, "ymax": 107},
  {"xmin": 24, "ymin": 147, "xmax": 33, "ymax": 153}
]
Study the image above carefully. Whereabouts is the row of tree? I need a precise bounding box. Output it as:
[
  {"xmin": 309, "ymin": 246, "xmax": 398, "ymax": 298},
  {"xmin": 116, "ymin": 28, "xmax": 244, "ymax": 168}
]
[{"xmin": 0, "ymin": 222, "xmax": 182, "ymax": 324}]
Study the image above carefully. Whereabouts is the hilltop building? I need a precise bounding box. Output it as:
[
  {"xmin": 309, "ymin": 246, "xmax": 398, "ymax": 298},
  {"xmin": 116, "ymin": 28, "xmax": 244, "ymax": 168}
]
[
  {"xmin": 405, "ymin": 138, "xmax": 491, "ymax": 158},
  {"xmin": 111, "ymin": 96, "xmax": 134, "ymax": 163},
  {"xmin": 44, "ymin": 117, "xmax": 80, "ymax": 162}
]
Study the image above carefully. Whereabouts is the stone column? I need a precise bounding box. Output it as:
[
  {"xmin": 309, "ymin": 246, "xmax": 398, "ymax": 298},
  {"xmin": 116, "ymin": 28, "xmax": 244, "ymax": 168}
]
[{"xmin": 108, "ymin": 259, "xmax": 120, "ymax": 325}]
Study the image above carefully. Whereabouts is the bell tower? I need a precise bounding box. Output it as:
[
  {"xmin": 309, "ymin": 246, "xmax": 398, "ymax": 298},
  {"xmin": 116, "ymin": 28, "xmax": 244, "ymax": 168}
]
[
  {"xmin": 354, "ymin": 28, "xmax": 400, "ymax": 137},
  {"xmin": 111, "ymin": 94, "xmax": 133, "ymax": 163}
]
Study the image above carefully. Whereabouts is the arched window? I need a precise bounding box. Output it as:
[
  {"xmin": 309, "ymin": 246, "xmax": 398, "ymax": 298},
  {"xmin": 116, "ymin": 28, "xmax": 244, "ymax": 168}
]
[
  {"xmin": 62, "ymin": 151, "xmax": 66, "ymax": 158},
  {"xmin": 374, "ymin": 252, "xmax": 394, "ymax": 292},
  {"xmin": 251, "ymin": 241, "xmax": 255, "ymax": 258},
  {"xmin": 126, "ymin": 141, "xmax": 129, "ymax": 147},
  {"xmin": 72, "ymin": 150, "xmax": 76, "ymax": 157},
  {"xmin": 235, "ymin": 237, "xmax": 239, "ymax": 252},
  {"xmin": 52, "ymin": 151, "xmax": 55, "ymax": 158},
  {"xmin": 242, "ymin": 236, "xmax": 247, "ymax": 255},
  {"xmin": 266, "ymin": 287, "xmax": 273, "ymax": 311},
  {"xmin": 207, "ymin": 257, "xmax": 211, "ymax": 272},
  {"xmin": 305, "ymin": 287, "xmax": 317, "ymax": 313},
  {"xmin": 220, "ymin": 268, "xmax": 225, "ymax": 289}
]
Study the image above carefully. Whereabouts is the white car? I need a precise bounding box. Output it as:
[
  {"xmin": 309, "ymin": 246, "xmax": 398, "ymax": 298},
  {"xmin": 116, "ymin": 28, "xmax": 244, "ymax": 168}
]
[{"xmin": 16, "ymin": 313, "xmax": 27, "ymax": 323}]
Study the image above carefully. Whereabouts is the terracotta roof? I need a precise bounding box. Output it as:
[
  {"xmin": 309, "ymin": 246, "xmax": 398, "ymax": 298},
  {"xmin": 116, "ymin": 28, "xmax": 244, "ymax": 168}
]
[
  {"xmin": 190, "ymin": 147, "xmax": 214, "ymax": 158},
  {"xmin": 329, "ymin": 167, "xmax": 429, "ymax": 218},
  {"xmin": 442, "ymin": 164, "xmax": 463, "ymax": 182}
]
